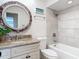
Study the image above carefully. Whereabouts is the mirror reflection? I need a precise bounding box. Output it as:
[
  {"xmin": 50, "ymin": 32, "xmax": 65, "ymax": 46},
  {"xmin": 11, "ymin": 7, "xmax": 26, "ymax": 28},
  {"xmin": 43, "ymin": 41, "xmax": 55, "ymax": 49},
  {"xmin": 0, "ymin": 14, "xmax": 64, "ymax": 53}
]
[
  {"xmin": 6, "ymin": 12, "xmax": 18, "ymax": 28},
  {"xmin": 3, "ymin": 5, "xmax": 30, "ymax": 30}
]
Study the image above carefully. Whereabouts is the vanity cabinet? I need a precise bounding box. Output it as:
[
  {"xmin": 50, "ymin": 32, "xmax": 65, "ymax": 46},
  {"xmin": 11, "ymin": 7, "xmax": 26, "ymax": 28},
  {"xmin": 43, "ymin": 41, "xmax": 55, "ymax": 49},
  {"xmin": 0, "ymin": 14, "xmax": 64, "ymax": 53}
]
[
  {"xmin": 11, "ymin": 43, "xmax": 40, "ymax": 59},
  {"xmin": 0, "ymin": 43, "xmax": 40, "ymax": 59}
]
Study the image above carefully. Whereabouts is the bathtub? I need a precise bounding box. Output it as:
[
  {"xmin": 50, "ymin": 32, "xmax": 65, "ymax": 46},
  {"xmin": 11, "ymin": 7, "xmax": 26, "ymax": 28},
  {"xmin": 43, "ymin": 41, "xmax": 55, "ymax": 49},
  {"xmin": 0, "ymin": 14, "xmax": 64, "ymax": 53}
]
[{"xmin": 49, "ymin": 43, "xmax": 79, "ymax": 59}]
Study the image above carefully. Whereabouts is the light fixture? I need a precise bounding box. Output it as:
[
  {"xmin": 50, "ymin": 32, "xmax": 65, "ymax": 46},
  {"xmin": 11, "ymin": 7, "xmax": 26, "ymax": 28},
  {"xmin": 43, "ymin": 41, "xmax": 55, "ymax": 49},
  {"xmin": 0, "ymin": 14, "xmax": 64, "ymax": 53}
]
[{"xmin": 68, "ymin": 0, "xmax": 73, "ymax": 4}]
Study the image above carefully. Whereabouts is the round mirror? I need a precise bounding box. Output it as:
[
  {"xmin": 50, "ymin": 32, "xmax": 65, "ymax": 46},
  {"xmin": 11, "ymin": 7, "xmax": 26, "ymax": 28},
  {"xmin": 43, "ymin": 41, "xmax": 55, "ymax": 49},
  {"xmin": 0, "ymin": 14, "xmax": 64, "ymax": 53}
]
[{"xmin": 2, "ymin": 1, "xmax": 32, "ymax": 32}]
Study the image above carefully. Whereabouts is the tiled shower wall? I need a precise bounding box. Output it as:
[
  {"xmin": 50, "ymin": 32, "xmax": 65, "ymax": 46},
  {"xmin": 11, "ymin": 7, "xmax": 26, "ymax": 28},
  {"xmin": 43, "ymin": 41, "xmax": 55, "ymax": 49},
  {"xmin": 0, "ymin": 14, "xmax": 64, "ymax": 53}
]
[
  {"xmin": 58, "ymin": 5, "xmax": 79, "ymax": 48},
  {"xmin": 46, "ymin": 8, "xmax": 58, "ymax": 45}
]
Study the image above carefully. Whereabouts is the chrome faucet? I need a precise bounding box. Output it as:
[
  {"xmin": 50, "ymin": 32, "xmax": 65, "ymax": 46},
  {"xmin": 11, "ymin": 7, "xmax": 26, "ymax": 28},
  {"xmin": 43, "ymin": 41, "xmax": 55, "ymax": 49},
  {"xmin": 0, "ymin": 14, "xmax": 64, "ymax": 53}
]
[
  {"xmin": 15, "ymin": 35, "xmax": 19, "ymax": 40},
  {"xmin": 52, "ymin": 33, "xmax": 57, "ymax": 43},
  {"xmin": 15, "ymin": 35, "xmax": 22, "ymax": 40}
]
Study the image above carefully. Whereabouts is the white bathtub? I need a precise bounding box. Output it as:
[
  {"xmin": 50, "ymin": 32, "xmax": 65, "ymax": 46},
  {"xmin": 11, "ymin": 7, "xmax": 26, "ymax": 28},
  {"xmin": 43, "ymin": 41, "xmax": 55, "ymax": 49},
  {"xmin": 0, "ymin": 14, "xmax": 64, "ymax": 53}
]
[{"xmin": 49, "ymin": 43, "xmax": 79, "ymax": 59}]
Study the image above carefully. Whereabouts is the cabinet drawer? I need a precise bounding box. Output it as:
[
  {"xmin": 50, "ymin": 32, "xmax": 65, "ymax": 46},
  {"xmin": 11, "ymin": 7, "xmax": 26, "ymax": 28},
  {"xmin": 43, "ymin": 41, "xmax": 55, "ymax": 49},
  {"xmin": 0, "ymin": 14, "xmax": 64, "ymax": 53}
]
[
  {"xmin": 11, "ymin": 43, "xmax": 40, "ymax": 57},
  {"xmin": 0, "ymin": 49, "xmax": 10, "ymax": 58},
  {"xmin": 12, "ymin": 51, "xmax": 40, "ymax": 59}
]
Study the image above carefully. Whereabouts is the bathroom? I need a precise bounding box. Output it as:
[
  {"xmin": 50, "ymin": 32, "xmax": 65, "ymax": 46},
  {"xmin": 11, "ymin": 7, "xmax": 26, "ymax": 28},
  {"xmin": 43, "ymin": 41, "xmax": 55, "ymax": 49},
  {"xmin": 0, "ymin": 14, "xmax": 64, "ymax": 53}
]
[{"xmin": 0, "ymin": 0, "xmax": 79, "ymax": 59}]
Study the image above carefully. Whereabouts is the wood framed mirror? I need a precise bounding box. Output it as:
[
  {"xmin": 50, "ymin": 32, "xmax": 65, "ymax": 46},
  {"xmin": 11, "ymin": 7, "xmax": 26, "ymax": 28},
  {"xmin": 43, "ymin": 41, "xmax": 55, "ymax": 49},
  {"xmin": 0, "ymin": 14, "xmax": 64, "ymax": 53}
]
[{"xmin": 1, "ymin": 1, "xmax": 32, "ymax": 32}]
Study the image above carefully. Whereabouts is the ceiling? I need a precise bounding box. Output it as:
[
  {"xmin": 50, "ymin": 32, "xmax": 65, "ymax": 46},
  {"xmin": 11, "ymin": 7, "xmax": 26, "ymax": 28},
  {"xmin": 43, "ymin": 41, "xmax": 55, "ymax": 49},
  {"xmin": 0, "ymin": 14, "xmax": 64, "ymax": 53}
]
[{"xmin": 49, "ymin": 0, "xmax": 79, "ymax": 12}]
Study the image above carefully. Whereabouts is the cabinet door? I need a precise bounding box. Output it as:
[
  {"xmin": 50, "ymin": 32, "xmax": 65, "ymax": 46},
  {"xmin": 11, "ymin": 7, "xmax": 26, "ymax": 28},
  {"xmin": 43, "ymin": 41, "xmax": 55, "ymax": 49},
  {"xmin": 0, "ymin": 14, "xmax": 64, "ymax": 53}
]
[
  {"xmin": 0, "ymin": 49, "xmax": 11, "ymax": 59},
  {"xmin": 12, "ymin": 51, "xmax": 40, "ymax": 59},
  {"xmin": 28, "ymin": 51, "xmax": 40, "ymax": 59},
  {"xmin": 0, "ymin": 49, "xmax": 10, "ymax": 58},
  {"xmin": 0, "ymin": 57, "xmax": 9, "ymax": 59}
]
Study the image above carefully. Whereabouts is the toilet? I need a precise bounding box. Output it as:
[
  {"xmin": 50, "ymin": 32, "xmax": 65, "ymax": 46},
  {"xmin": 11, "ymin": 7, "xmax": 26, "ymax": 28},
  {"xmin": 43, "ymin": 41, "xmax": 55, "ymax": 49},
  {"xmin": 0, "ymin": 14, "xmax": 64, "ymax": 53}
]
[
  {"xmin": 41, "ymin": 49, "xmax": 58, "ymax": 59},
  {"xmin": 38, "ymin": 37, "xmax": 58, "ymax": 59}
]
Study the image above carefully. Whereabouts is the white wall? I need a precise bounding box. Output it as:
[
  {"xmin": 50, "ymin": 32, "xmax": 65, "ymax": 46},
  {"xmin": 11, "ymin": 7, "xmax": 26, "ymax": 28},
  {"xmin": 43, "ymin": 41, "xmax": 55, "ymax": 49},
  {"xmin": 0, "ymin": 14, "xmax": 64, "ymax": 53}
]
[
  {"xmin": 46, "ymin": 8, "xmax": 58, "ymax": 45},
  {"xmin": 0, "ymin": 0, "xmax": 47, "ymax": 38},
  {"xmin": 58, "ymin": 5, "xmax": 79, "ymax": 48}
]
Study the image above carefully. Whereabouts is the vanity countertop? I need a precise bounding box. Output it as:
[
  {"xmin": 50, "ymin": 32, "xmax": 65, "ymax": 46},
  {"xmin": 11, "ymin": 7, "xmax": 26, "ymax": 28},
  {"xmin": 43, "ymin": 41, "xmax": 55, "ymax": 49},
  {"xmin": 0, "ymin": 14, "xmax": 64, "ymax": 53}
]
[{"xmin": 0, "ymin": 38, "xmax": 40, "ymax": 49}]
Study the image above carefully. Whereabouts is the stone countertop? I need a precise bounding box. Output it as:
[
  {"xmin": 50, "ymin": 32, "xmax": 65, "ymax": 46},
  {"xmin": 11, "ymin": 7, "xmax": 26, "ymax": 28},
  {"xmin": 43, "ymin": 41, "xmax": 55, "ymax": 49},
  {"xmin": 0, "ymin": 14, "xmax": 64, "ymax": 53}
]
[{"xmin": 0, "ymin": 38, "xmax": 40, "ymax": 49}]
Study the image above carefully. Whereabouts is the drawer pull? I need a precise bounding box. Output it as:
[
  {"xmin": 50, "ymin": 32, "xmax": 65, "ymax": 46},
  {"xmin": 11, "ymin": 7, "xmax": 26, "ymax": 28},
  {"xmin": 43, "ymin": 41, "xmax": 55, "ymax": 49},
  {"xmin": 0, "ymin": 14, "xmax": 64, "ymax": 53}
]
[
  {"xmin": 26, "ymin": 56, "xmax": 31, "ymax": 58},
  {"xmin": 0, "ymin": 52, "xmax": 1, "ymax": 57}
]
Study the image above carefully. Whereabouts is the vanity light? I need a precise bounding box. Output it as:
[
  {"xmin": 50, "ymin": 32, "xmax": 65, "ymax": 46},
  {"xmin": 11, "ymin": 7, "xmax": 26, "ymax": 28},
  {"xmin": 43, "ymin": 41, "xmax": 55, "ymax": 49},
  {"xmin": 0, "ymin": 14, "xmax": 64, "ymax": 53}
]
[{"xmin": 68, "ymin": 0, "xmax": 73, "ymax": 4}]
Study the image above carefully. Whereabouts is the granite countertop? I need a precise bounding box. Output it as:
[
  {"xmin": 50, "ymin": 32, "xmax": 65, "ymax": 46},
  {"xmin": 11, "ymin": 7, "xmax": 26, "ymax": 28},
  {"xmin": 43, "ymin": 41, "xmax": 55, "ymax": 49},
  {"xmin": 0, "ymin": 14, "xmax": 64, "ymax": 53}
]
[{"xmin": 0, "ymin": 38, "xmax": 40, "ymax": 49}]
